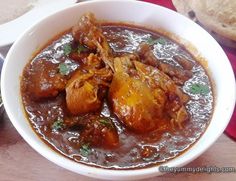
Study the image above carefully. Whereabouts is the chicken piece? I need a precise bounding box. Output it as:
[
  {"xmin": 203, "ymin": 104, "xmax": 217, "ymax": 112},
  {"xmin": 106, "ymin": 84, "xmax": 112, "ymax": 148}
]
[
  {"xmin": 109, "ymin": 71, "xmax": 165, "ymax": 133},
  {"xmin": 133, "ymin": 61, "xmax": 190, "ymax": 128},
  {"xmin": 72, "ymin": 13, "xmax": 103, "ymax": 50},
  {"xmin": 109, "ymin": 57, "xmax": 166, "ymax": 133},
  {"xmin": 66, "ymin": 73, "xmax": 101, "ymax": 115},
  {"xmin": 72, "ymin": 13, "xmax": 114, "ymax": 71},
  {"xmin": 24, "ymin": 59, "xmax": 66, "ymax": 100},
  {"xmin": 66, "ymin": 54, "xmax": 112, "ymax": 115},
  {"xmin": 109, "ymin": 56, "xmax": 190, "ymax": 132},
  {"xmin": 79, "ymin": 115, "xmax": 119, "ymax": 148},
  {"xmin": 137, "ymin": 43, "xmax": 193, "ymax": 85},
  {"xmin": 159, "ymin": 62, "xmax": 193, "ymax": 85}
]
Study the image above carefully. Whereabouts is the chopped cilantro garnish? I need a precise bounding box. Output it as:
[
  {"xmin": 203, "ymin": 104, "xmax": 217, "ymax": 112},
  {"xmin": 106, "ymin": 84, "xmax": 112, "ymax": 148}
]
[
  {"xmin": 51, "ymin": 119, "xmax": 64, "ymax": 131},
  {"xmin": 59, "ymin": 63, "xmax": 69, "ymax": 75},
  {"xmin": 147, "ymin": 37, "xmax": 166, "ymax": 46},
  {"xmin": 63, "ymin": 43, "xmax": 88, "ymax": 56},
  {"xmin": 80, "ymin": 143, "xmax": 91, "ymax": 157},
  {"xmin": 156, "ymin": 37, "xmax": 166, "ymax": 45},
  {"xmin": 63, "ymin": 44, "xmax": 72, "ymax": 56},
  {"xmin": 58, "ymin": 62, "xmax": 78, "ymax": 76},
  {"xmin": 147, "ymin": 37, "xmax": 156, "ymax": 45},
  {"xmin": 189, "ymin": 83, "xmax": 210, "ymax": 95}
]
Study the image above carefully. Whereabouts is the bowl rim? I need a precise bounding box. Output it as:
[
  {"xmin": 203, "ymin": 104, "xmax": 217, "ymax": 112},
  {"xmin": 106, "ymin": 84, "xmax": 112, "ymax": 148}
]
[{"xmin": 1, "ymin": 0, "xmax": 236, "ymax": 180}]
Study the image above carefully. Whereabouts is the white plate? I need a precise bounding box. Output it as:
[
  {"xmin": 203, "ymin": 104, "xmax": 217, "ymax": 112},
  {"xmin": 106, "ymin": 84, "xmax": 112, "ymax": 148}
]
[{"xmin": 0, "ymin": 0, "xmax": 77, "ymax": 46}]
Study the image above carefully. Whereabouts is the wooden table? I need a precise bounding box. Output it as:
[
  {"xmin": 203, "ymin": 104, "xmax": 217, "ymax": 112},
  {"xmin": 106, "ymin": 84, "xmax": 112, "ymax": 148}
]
[{"xmin": 0, "ymin": 110, "xmax": 236, "ymax": 181}]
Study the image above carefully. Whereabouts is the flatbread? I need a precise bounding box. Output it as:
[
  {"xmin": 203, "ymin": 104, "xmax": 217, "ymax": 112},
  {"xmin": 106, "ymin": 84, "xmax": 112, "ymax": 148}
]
[{"xmin": 172, "ymin": 0, "xmax": 236, "ymax": 48}]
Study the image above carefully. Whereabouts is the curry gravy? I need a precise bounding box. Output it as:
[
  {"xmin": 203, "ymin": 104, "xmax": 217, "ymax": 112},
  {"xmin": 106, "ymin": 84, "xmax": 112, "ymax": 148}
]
[{"xmin": 21, "ymin": 23, "xmax": 213, "ymax": 169}]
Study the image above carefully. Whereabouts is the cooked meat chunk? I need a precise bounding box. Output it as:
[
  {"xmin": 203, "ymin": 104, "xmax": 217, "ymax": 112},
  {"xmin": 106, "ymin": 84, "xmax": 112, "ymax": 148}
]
[
  {"xmin": 79, "ymin": 115, "xmax": 119, "ymax": 148},
  {"xmin": 110, "ymin": 76, "xmax": 165, "ymax": 133},
  {"xmin": 24, "ymin": 59, "xmax": 66, "ymax": 100},
  {"xmin": 66, "ymin": 72, "xmax": 101, "ymax": 115},
  {"xmin": 72, "ymin": 13, "xmax": 103, "ymax": 50},
  {"xmin": 109, "ymin": 56, "xmax": 189, "ymax": 133},
  {"xmin": 134, "ymin": 61, "xmax": 190, "ymax": 128},
  {"xmin": 66, "ymin": 54, "xmax": 112, "ymax": 115},
  {"xmin": 72, "ymin": 13, "xmax": 114, "ymax": 71},
  {"xmin": 109, "ymin": 64, "xmax": 165, "ymax": 132},
  {"xmin": 159, "ymin": 62, "xmax": 193, "ymax": 85},
  {"xmin": 137, "ymin": 43, "xmax": 193, "ymax": 85}
]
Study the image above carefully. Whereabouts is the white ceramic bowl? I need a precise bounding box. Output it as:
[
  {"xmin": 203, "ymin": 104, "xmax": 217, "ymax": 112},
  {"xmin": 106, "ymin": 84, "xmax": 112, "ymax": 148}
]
[{"xmin": 1, "ymin": 0, "xmax": 236, "ymax": 180}]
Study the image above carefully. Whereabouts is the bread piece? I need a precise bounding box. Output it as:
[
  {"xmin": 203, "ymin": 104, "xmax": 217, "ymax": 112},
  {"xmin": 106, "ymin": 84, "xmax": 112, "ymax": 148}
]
[
  {"xmin": 172, "ymin": 0, "xmax": 196, "ymax": 20},
  {"xmin": 172, "ymin": 0, "xmax": 236, "ymax": 48}
]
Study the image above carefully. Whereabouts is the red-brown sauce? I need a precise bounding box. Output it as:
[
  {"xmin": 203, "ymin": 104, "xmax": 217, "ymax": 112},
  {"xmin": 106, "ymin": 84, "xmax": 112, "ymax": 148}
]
[{"xmin": 21, "ymin": 23, "xmax": 213, "ymax": 169}]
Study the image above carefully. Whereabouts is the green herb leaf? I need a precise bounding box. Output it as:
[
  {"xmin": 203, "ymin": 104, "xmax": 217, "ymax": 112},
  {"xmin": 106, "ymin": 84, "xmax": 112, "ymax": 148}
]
[
  {"xmin": 147, "ymin": 37, "xmax": 156, "ymax": 45},
  {"xmin": 147, "ymin": 37, "xmax": 166, "ymax": 46},
  {"xmin": 99, "ymin": 119, "xmax": 114, "ymax": 129},
  {"xmin": 156, "ymin": 37, "xmax": 166, "ymax": 45},
  {"xmin": 80, "ymin": 143, "xmax": 91, "ymax": 157},
  {"xmin": 189, "ymin": 83, "xmax": 210, "ymax": 95},
  {"xmin": 51, "ymin": 118, "xmax": 64, "ymax": 131},
  {"xmin": 63, "ymin": 44, "xmax": 72, "ymax": 56},
  {"xmin": 58, "ymin": 62, "xmax": 78, "ymax": 76},
  {"xmin": 59, "ymin": 63, "xmax": 69, "ymax": 75},
  {"xmin": 77, "ymin": 44, "xmax": 88, "ymax": 54}
]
